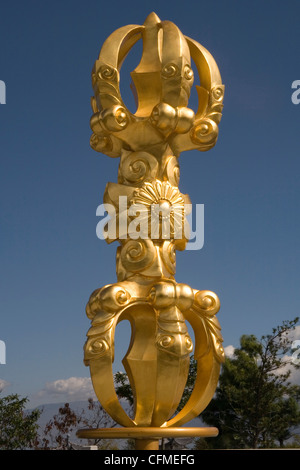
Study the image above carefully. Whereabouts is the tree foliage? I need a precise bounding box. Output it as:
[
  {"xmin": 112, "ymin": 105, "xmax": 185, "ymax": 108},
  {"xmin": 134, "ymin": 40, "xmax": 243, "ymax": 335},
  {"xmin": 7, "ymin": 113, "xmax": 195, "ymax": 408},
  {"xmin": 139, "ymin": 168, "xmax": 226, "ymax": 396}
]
[
  {"xmin": 0, "ymin": 394, "xmax": 41, "ymax": 450},
  {"xmin": 115, "ymin": 371, "xmax": 134, "ymax": 407},
  {"xmin": 200, "ymin": 317, "xmax": 300, "ymax": 449},
  {"xmin": 39, "ymin": 399, "xmax": 118, "ymax": 449},
  {"xmin": 40, "ymin": 402, "xmax": 81, "ymax": 449},
  {"xmin": 116, "ymin": 318, "xmax": 300, "ymax": 449}
]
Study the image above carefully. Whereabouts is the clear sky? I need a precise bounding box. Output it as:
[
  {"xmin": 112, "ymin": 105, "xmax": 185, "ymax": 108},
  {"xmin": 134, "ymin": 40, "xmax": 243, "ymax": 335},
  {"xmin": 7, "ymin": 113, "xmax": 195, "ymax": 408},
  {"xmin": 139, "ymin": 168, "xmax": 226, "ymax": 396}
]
[{"xmin": 0, "ymin": 0, "xmax": 299, "ymax": 409}]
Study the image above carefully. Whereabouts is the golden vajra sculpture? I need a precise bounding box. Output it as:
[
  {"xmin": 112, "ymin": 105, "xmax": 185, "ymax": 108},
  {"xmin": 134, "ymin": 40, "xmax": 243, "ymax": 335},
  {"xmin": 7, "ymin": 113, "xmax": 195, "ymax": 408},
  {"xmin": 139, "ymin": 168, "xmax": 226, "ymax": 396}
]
[{"xmin": 77, "ymin": 12, "xmax": 225, "ymax": 450}]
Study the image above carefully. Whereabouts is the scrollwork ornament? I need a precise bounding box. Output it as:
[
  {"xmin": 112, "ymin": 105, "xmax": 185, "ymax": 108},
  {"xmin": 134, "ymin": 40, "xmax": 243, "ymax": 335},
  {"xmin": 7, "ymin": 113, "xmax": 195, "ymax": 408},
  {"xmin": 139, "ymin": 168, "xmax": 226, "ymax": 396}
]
[
  {"xmin": 98, "ymin": 64, "xmax": 118, "ymax": 81},
  {"xmin": 100, "ymin": 105, "xmax": 129, "ymax": 132},
  {"xmin": 99, "ymin": 284, "xmax": 131, "ymax": 312},
  {"xmin": 90, "ymin": 132, "xmax": 113, "ymax": 153},
  {"xmin": 183, "ymin": 64, "xmax": 194, "ymax": 81},
  {"xmin": 190, "ymin": 118, "xmax": 219, "ymax": 147},
  {"xmin": 120, "ymin": 238, "xmax": 156, "ymax": 273},
  {"xmin": 185, "ymin": 335, "xmax": 193, "ymax": 352},
  {"xmin": 160, "ymin": 240, "xmax": 176, "ymax": 275},
  {"xmin": 161, "ymin": 63, "xmax": 179, "ymax": 79},
  {"xmin": 84, "ymin": 337, "xmax": 110, "ymax": 362},
  {"xmin": 163, "ymin": 155, "xmax": 180, "ymax": 187},
  {"xmin": 156, "ymin": 331, "xmax": 193, "ymax": 358},
  {"xmin": 91, "ymin": 338, "xmax": 109, "ymax": 354},
  {"xmin": 119, "ymin": 151, "xmax": 158, "ymax": 185},
  {"xmin": 212, "ymin": 86, "xmax": 224, "ymax": 102},
  {"xmin": 157, "ymin": 334, "xmax": 175, "ymax": 348},
  {"xmin": 190, "ymin": 290, "xmax": 224, "ymax": 363},
  {"xmin": 194, "ymin": 290, "xmax": 220, "ymax": 316}
]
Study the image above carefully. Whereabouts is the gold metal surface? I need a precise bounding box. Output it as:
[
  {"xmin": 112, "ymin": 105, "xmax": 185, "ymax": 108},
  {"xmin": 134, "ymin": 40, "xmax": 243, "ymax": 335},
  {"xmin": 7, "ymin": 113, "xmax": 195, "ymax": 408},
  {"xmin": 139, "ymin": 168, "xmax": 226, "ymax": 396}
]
[
  {"xmin": 77, "ymin": 426, "xmax": 219, "ymax": 439},
  {"xmin": 79, "ymin": 12, "xmax": 225, "ymax": 449}
]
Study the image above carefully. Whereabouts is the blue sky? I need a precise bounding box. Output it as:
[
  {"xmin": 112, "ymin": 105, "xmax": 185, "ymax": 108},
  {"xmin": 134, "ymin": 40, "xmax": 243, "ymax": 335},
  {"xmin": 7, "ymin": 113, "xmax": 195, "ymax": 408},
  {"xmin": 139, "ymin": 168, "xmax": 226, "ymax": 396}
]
[{"xmin": 0, "ymin": 0, "xmax": 299, "ymax": 408}]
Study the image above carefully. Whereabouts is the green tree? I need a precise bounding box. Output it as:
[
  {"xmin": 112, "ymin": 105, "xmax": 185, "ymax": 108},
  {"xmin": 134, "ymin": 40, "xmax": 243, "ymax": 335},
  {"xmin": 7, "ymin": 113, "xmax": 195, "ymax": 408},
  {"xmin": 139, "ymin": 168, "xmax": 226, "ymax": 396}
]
[
  {"xmin": 115, "ymin": 371, "xmax": 134, "ymax": 407},
  {"xmin": 200, "ymin": 318, "xmax": 300, "ymax": 449},
  {"xmin": 114, "ymin": 319, "xmax": 300, "ymax": 449},
  {"xmin": 0, "ymin": 394, "xmax": 41, "ymax": 450}
]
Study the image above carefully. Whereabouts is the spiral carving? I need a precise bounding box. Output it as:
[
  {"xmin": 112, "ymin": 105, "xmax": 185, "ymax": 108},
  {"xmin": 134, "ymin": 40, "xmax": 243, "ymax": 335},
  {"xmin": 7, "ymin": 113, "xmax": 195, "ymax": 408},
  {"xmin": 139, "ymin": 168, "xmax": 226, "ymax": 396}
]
[
  {"xmin": 90, "ymin": 133, "xmax": 113, "ymax": 153},
  {"xmin": 161, "ymin": 63, "xmax": 179, "ymax": 78},
  {"xmin": 160, "ymin": 240, "xmax": 176, "ymax": 275},
  {"xmin": 85, "ymin": 337, "xmax": 110, "ymax": 361},
  {"xmin": 119, "ymin": 151, "xmax": 158, "ymax": 185},
  {"xmin": 194, "ymin": 290, "xmax": 220, "ymax": 317},
  {"xmin": 156, "ymin": 330, "xmax": 193, "ymax": 357},
  {"xmin": 120, "ymin": 239, "xmax": 156, "ymax": 272},
  {"xmin": 190, "ymin": 118, "xmax": 219, "ymax": 146},
  {"xmin": 100, "ymin": 105, "xmax": 129, "ymax": 132},
  {"xmin": 98, "ymin": 65, "xmax": 117, "ymax": 81},
  {"xmin": 157, "ymin": 335, "xmax": 175, "ymax": 348},
  {"xmin": 92, "ymin": 338, "xmax": 109, "ymax": 354},
  {"xmin": 185, "ymin": 335, "xmax": 193, "ymax": 352},
  {"xmin": 183, "ymin": 64, "xmax": 194, "ymax": 81},
  {"xmin": 86, "ymin": 288, "xmax": 102, "ymax": 320},
  {"xmin": 99, "ymin": 284, "xmax": 131, "ymax": 312},
  {"xmin": 86, "ymin": 284, "xmax": 131, "ymax": 326},
  {"xmin": 163, "ymin": 156, "xmax": 180, "ymax": 186},
  {"xmin": 212, "ymin": 86, "xmax": 224, "ymax": 102}
]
